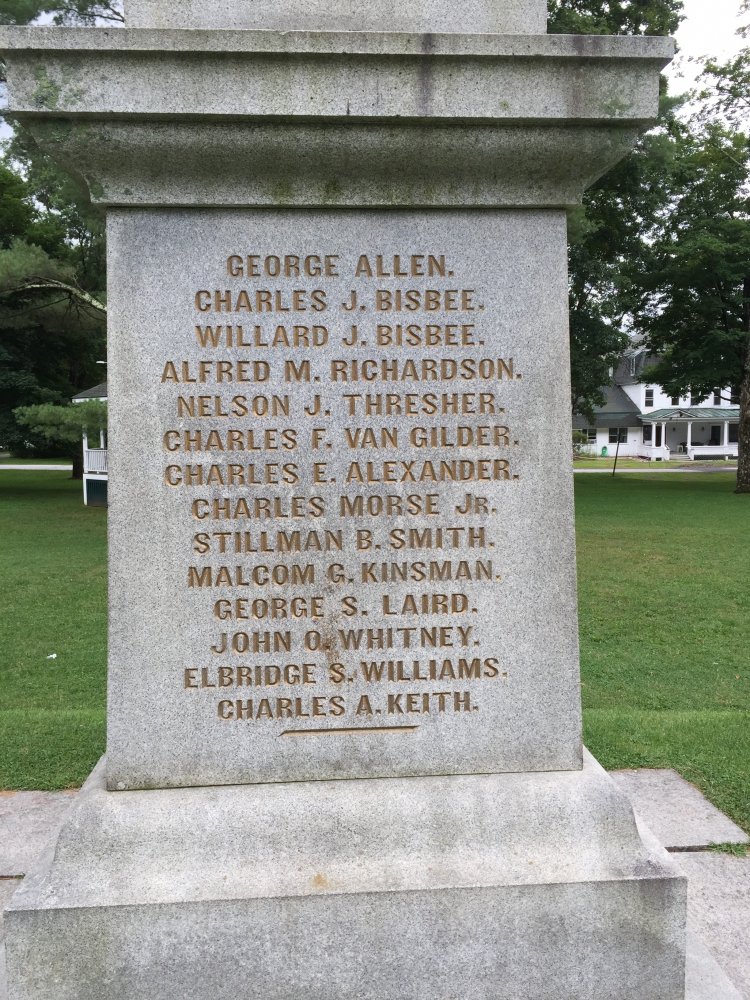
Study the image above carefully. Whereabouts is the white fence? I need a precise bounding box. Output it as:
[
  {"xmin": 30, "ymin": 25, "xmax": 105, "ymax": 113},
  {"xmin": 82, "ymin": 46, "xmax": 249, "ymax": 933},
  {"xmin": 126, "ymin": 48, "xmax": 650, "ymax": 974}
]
[
  {"xmin": 84, "ymin": 448, "xmax": 108, "ymax": 474},
  {"xmin": 686, "ymin": 444, "xmax": 738, "ymax": 461},
  {"xmin": 636, "ymin": 445, "xmax": 671, "ymax": 461}
]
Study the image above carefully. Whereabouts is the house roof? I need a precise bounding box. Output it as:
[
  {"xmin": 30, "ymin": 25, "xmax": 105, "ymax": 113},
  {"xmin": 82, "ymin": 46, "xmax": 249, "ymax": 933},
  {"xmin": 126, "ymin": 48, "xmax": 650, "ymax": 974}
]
[
  {"xmin": 645, "ymin": 407, "xmax": 740, "ymax": 421},
  {"xmin": 72, "ymin": 382, "xmax": 107, "ymax": 401},
  {"xmin": 572, "ymin": 384, "xmax": 642, "ymax": 429},
  {"xmin": 614, "ymin": 349, "xmax": 659, "ymax": 386}
]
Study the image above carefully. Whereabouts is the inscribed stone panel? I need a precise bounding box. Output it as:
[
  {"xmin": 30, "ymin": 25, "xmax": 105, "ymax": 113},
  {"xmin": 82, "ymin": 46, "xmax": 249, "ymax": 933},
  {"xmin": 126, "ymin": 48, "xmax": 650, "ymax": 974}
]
[{"xmin": 106, "ymin": 208, "xmax": 581, "ymax": 789}]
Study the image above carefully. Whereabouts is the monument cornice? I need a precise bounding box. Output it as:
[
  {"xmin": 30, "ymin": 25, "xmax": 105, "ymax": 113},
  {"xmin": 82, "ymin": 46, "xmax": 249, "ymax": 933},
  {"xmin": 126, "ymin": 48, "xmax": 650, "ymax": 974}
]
[{"xmin": 0, "ymin": 27, "xmax": 673, "ymax": 207}]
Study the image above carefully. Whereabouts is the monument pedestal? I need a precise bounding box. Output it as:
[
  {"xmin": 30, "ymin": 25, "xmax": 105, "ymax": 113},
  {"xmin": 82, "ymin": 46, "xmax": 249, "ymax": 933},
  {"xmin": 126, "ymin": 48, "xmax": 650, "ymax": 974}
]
[
  {"xmin": 1, "ymin": 5, "xmax": 683, "ymax": 997},
  {"xmin": 6, "ymin": 751, "xmax": 685, "ymax": 1000}
]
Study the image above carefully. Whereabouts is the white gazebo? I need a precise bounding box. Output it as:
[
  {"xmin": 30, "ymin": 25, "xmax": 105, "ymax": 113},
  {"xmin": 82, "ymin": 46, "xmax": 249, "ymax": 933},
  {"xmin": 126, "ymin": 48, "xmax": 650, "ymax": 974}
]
[{"xmin": 72, "ymin": 382, "xmax": 108, "ymax": 506}]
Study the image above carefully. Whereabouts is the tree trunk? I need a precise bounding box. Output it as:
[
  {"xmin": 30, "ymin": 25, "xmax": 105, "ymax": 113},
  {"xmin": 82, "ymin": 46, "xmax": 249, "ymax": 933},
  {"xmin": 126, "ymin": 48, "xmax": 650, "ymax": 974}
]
[
  {"xmin": 736, "ymin": 350, "xmax": 750, "ymax": 493},
  {"xmin": 736, "ymin": 276, "xmax": 750, "ymax": 493},
  {"xmin": 71, "ymin": 446, "xmax": 84, "ymax": 481}
]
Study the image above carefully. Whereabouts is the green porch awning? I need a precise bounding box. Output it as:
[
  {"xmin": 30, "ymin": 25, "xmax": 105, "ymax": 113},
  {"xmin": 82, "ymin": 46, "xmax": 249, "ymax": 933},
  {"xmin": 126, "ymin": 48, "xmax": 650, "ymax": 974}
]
[{"xmin": 644, "ymin": 408, "xmax": 739, "ymax": 421}]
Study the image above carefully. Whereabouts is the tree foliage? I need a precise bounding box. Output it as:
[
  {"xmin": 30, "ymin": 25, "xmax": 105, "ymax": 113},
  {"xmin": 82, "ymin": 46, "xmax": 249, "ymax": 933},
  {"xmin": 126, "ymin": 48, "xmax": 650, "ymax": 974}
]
[
  {"xmin": 645, "ymin": 56, "xmax": 750, "ymax": 492},
  {"xmin": 566, "ymin": 87, "xmax": 686, "ymax": 420},
  {"xmin": 15, "ymin": 400, "xmax": 107, "ymax": 445},
  {"xmin": 0, "ymin": 139, "xmax": 106, "ymax": 457},
  {"xmin": 633, "ymin": 125, "xmax": 750, "ymax": 401},
  {"xmin": 15, "ymin": 400, "xmax": 107, "ymax": 477},
  {"xmin": 0, "ymin": 0, "xmax": 121, "ymax": 25},
  {"xmin": 548, "ymin": 0, "xmax": 683, "ymax": 37},
  {"xmin": 548, "ymin": 0, "xmax": 685, "ymax": 421}
]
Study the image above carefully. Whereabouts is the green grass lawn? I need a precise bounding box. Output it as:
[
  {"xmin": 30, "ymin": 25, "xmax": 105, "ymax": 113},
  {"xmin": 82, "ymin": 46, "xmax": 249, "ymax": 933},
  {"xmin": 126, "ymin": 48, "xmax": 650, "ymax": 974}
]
[
  {"xmin": 0, "ymin": 470, "xmax": 747, "ymax": 835},
  {"xmin": 574, "ymin": 457, "xmax": 659, "ymax": 469},
  {"xmin": 576, "ymin": 472, "xmax": 749, "ymax": 833},
  {"xmin": 0, "ymin": 472, "xmax": 107, "ymax": 788}
]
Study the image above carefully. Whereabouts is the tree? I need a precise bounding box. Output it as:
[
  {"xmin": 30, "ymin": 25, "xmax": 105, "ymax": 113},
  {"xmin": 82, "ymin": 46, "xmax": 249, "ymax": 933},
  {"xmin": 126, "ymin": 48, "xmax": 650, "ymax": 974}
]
[
  {"xmin": 548, "ymin": 0, "xmax": 682, "ymax": 37},
  {"xmin": 548, "ymin": 0, "xmax": 685, "ymax": 421},
  {"xmin": 549, "ymin": 0, "xmax": 750, "ymax": 494},
  {"xmin": 0, "ymin": 0, "xmax": 122, "ymax": 25},
  {"xmin": 564, "ymin": 88, "xmax": 686, "ymax": 420},
  {"xmin": 15, "ymin": 400, "xmax": 107, "ymax": 478},
  {"xmin": 0, "ymin": 238, "xmax": 107, "ymax": 313},
  {"xmin": 1, "ymin": 0, "xmax": 111, "ymax": 460},
  {"xmin": 0, "ymin": 148, "xmax": 106, "ymax": 458},
  {"xmin": 645, "ymin": 45, "xmax": 750, "ymax": 495},
  {"xmin": 636, "ymin": 57, "xmax": 750, "ymax": 493}
]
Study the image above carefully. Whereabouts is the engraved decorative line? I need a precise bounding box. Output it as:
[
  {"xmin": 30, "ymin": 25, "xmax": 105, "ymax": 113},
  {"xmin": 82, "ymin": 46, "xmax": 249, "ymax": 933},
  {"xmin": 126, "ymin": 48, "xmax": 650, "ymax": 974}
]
[{"xmin": 280, "ymin": 725, "xmax": 419, "ymax": 737}]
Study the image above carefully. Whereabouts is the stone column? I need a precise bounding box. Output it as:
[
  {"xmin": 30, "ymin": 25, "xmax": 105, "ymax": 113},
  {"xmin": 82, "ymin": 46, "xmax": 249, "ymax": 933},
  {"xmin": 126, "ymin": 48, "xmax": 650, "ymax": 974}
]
[{"xmin": 0, "ymin": 6, "xmax": 686, "ymax": 1000}]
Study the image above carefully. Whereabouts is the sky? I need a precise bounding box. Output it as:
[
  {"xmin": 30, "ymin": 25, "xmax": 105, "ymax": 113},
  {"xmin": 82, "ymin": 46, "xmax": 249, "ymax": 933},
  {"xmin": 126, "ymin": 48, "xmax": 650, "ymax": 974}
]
[{"xmin": 665, "ymin": 0, "xmax": 747, "ymax": 94}]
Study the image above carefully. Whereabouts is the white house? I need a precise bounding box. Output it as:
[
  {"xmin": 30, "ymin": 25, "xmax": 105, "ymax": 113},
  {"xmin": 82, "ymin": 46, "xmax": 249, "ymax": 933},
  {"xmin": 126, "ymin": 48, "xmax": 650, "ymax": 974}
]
[
  {"xmin": 71, "ymin": 382, "xmax": 108, "ymax": 506},
  {"xmin": 572, "ymin": 348, "xmax": 740, "ymax": 461}
]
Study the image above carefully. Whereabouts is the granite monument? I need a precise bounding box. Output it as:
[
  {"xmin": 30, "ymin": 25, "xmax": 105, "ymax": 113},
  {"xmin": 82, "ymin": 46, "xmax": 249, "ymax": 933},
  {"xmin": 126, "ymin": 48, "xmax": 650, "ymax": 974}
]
[{"xmin": 1, "ymin": 2, "xmax": 686, "ymax": 997}]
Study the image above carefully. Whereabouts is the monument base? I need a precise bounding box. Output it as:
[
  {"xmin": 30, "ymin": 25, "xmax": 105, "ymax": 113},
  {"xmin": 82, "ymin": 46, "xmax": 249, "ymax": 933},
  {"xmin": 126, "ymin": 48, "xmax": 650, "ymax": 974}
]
[{"xmin": 5, "ymin": 751, "xmax": 685, "ymax": 1000}]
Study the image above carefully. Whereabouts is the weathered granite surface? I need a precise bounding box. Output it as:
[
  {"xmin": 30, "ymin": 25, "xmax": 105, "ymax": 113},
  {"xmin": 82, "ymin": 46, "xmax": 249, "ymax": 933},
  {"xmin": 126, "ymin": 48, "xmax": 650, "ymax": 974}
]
[
  {"xmin": 0, "ymin": 29, "xmax": 672, "ymax": 208},
  {"xmin": 124, "ymin": 0, "xmax": 548, "ymax": 34},
  {"xmin": 610, "ymin": 769, "xmax": 749, "ymax": 850},
  {"xmin": 0, "ymin": 881, "xmax": 21, "ymax": 1000},
  {"xmin": 676, "ymin": 853, "xmax": 750, "ymax": 998},
  {"xmin": 0, "ymin": 5, "xmax": 685, "ymax": 998},
  {"xmin": 4, "ymin": 777, "xmax": 746, "ymax": 1000},
  {"xmin": 684, "ymin": 930, "xmax": 744, "ymax": 1000},
  {"xmin": 5, "ymin": 751, "xmax": 687, "ymax": 1000},
  {"xmin": 105, "ymin": 206, "xmax": 582, "ymax": 789},
  {"xmin": 0, "ymin": 791, "xmax": 78, "ymax": 877}
]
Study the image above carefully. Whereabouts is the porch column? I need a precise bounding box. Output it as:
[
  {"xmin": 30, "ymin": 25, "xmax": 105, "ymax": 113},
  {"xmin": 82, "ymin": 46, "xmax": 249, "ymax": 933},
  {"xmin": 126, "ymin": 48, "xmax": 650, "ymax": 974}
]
[
  {"xmin": 661, "ymin": 422, "xmax": 667, "ymax": 453},
  {"xmin": 686, "ymin": 421, "xmax": 692, "ymax": 455},
  {"xmin": 724, "ymin": 421, "xmax": 729, "ymax": 446},
  {"xmin": 100, "ymin": 429, "xmax": 106, "ymax": 449}
]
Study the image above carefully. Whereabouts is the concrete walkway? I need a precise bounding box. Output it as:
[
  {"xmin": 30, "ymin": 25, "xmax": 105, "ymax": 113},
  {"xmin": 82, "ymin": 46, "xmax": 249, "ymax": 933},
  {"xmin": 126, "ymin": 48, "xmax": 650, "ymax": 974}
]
[
  {"xmin": 574, "ymin": 466, "xmax": 738, "ymax": 473},
  {"xmin": 609, "ymin": 769, "xmax": 748, "ymax": 999},
  {"xmin": 1, "ymin": 769, "xmax": 747, "ymax": 998},
  {"xmin": 609, "ymin": 769, "xmax": 748, "ymax": 851}
]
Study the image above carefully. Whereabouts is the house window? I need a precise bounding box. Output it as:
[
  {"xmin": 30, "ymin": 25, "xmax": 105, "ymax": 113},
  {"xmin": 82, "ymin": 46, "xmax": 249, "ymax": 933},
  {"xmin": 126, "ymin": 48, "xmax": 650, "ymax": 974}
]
[
  {"xmin": 713, "ymin": 389, "xmax": 722, "ymax": 405},
  {"xmin": 731, "ymin": 387, "xmax": 740, "ymax": 404},
  {"xmin": 690, "ymin": 394, "xmax": 701, "ymax": 406},
  {"xmin": 729, "ymin": 424, "xmax": 739, "ymax": 443},
  {"xmin": 643, "ymin": 425, "xmax": 653, "ymax": 443},
  {"xmin": 587, "ymin": 428, "xmax": 597, "ymax": 443},
  {"xmin": 645, "ymin": 388, "xmax": 654, "ymax": 407},
  {"xmin": 609, "ymin": 428, "xmax": 627, "ymax": 444},
  {"xmin": 671, "ymin": 396, "xmax": 680, "ymax": 405},
  {"xmin": 709, "ymin": 426, "xmax": 722, "ymax": 446}
]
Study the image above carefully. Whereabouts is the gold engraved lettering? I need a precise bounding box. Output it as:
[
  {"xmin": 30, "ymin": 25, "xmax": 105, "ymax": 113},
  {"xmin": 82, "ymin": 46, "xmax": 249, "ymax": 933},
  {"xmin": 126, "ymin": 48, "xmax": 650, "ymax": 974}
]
[
  {"xmin": 381, "ymin": 593, "xmax": 470, "ymax": 616},
  {"xmin": 341, "ymin": 392, "xmax": 499, "ymax": 417},
  {"xmin": 331, "ymin": 358, "xmax": 514, "ymax": 384},
  {"xmin": 339, "ymin": 494, "xmax": 439, "ymax": 518},
  {"xmin": 359, "ymin": 560, "xmax": 492, "ymax": 583},
  {"xmin": 354, "ymin": 255, "xmax": 446, "ymax": 278},
  {"xmin": 344, "ymin": 459, "xmax": 510, "ymax": 485},
  {"xmin": 214, "ymin": 596, "xmax": 324, "ymax": 621}
]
